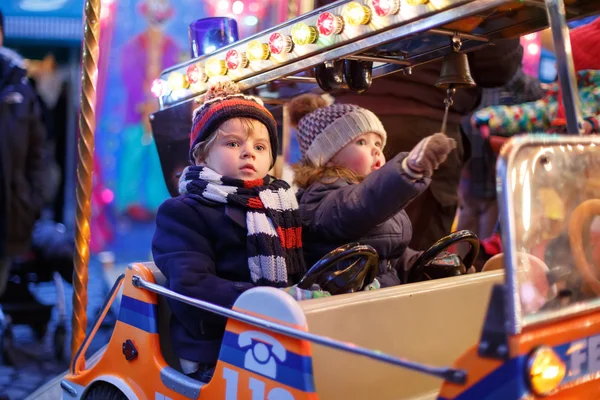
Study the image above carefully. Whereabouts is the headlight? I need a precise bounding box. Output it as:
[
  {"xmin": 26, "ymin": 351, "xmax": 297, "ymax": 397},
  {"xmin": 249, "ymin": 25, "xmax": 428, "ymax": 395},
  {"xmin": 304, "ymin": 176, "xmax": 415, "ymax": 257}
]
[{"xmin": 527, "ymin": 346, "xmax": 566, "ymax": 395}]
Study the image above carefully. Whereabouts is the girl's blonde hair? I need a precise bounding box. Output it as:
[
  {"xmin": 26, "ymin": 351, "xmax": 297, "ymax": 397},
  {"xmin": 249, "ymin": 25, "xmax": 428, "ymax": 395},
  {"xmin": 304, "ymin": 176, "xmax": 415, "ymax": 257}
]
[
  {"xmin": 192, "ymin": 117, "xmax": 273, "ymax": 165},
  {"xmin": 293, "ymin": 158, "xmax": 363, "ymax": 189}
]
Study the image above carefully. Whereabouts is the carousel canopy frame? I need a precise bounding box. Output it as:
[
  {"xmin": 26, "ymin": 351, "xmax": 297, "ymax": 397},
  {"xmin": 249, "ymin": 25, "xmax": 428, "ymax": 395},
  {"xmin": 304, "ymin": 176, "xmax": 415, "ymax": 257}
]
[{"xmin": 155, "ymin": 0, "xmax": 600, "ymax": 111}]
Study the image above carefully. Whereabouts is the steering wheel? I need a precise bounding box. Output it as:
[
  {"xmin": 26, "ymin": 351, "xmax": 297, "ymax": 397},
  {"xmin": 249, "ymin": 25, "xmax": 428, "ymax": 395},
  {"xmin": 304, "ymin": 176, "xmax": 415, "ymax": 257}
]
[
  {"xmin": 297, "ymin": 243, "xmax": 379, "ymax": 295},
  {"xmin": 569, "ymin": 199, "xmax": 600, "ymax": 295},
  {"xmin": 407, "ymin": 230, "xmax": 479, "ymax": 283}
]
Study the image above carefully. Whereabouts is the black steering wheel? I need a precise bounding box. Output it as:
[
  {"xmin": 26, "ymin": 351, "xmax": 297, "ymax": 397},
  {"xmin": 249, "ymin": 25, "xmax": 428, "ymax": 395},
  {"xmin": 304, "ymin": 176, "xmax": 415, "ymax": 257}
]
[
  {"xmin": 297, "ymin": 243, "xmax": 379, "ymax": 295},
  {"xmin": 407, "ymin": 230, "xmax": 479, "ymax": 283}
]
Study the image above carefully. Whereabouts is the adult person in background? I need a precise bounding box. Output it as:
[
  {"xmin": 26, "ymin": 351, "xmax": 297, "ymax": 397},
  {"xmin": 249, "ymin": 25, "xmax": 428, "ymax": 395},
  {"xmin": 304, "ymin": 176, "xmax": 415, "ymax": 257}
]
[
  {"xmin": 457, "ymin": 68, "xmax": 545, "ymax": 243},
  {"xmin": 27, "ymin": 53, "xmax": 69, "ymax": 224},
  {"xmin": 314, "ymin": 0, "xmax": 523, "ymax": 250},
  {"xmin": 0, "ymin": 10, "xmax": 47, "ymax": 317}
]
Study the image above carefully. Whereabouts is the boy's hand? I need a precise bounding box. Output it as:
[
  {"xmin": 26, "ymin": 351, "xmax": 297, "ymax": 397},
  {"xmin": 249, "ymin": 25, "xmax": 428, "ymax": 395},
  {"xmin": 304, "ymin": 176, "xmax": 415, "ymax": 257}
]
[
  {"xmin": 404, "ymin": 133, "xmax": 457, "ymax": 177},
  {"xmin": 282, "ymin": 284, "xmax": 331, "ymax": 301}
]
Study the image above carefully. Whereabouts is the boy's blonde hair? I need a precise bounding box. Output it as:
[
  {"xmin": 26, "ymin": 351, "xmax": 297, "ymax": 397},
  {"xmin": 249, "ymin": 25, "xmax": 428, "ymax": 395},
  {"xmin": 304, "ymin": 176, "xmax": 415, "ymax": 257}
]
[
  {"xmin": 192, "ymin": 117, "xmax": 273, "ymax": 166},
  {"xmin": 293, "ymin": 158, "xmax": 363, "ymax": 189}
]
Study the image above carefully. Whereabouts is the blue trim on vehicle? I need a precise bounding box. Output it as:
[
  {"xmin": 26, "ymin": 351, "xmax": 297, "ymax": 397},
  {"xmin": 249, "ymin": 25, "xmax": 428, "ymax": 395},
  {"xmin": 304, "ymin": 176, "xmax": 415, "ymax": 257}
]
[{"xmin": 117, "ymin": 295, "xmax": 158, "ymax": 333}]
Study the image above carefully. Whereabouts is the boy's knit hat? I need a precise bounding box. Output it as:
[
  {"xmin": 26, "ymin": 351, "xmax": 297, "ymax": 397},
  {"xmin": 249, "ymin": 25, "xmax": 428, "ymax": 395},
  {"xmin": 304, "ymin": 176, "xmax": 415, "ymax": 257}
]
[
  {"xmin": 189, "ymin": 81, "xmax": 278, "ymax": 165},
  {"xmin": 289, "ymin": 94, "xmax": 387, "ymax": 166}
]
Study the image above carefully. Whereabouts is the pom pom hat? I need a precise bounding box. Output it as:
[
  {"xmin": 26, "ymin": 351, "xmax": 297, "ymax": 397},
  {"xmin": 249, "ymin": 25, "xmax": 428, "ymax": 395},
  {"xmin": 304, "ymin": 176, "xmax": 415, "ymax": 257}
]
[
  {"xmin": 289, "ymin": 93, "xmax": 387, "ymax": 166},
  {"xmin": 189, "ymin": 81, "xmax": 278, "ymax": 165}
]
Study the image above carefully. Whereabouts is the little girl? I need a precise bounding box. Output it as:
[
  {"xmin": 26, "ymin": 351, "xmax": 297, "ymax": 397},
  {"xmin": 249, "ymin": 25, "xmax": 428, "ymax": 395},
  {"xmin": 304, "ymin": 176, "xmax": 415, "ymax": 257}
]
[
  {"xmin": 291, "ymin": 94, "xmax": 457, "ymax": 286},
  {"xmin": 152, "ymin": 82, "xmax": 326, "ymax": 382}
]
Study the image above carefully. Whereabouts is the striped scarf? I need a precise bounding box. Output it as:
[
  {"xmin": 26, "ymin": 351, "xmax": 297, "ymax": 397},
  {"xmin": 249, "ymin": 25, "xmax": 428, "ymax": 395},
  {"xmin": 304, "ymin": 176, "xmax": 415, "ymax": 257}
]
[{"xmin": 179, "ymin": 166, "xmax": 305, "ymax": 287}]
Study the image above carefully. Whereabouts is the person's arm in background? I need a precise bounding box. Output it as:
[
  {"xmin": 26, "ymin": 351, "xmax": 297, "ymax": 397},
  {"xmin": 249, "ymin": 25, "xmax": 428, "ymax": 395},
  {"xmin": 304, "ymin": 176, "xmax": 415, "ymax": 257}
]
[
  {"xmin": 24, "ymin": 87, "xmax": 48, "ymax": 213},
  {"xmin": 471, "ymin": 97, "xmax": 554, "ymax": 137}
]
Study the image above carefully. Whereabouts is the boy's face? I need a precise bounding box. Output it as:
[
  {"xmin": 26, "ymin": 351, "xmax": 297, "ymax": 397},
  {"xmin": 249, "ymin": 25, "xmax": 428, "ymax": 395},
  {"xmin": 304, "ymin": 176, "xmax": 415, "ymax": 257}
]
[
  {"xmin": 329, "ymin": 132, "xmax": 386, "ymax": 177},
  {"xmin": 203, "ymin": 118, "xmax": 272, "ymax": 180}
]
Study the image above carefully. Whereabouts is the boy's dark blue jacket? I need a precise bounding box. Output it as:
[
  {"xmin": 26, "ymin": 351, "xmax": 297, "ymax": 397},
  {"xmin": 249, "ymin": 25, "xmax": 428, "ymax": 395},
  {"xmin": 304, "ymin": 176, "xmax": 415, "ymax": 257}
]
[{"xmin": 152, "ymin": 194, "xmax": 257, "ymax": 366}]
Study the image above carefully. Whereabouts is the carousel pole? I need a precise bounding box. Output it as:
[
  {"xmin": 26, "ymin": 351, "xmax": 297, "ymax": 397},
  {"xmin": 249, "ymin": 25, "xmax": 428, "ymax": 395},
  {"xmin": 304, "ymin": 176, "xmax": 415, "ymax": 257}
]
[
  {"xmin": 71, "ymin": 0, "xmax": 101, "ymax": 361},
  {"xmin": 545, "ymin": 0, "xmax": 584, "ymax": 134}
]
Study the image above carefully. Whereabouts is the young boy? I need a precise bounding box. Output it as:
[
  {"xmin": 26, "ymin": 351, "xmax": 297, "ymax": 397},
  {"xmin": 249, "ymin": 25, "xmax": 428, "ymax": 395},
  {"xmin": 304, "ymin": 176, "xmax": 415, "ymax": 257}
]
[{"xmin": 152, "ymin": 81, "xmax": 323, "ymax": 382}]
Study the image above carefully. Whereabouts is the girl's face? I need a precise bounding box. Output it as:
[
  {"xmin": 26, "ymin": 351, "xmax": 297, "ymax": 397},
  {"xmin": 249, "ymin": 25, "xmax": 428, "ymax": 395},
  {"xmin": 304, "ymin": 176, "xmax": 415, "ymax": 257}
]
[
  {"xmin": 202, "ymin": 118, "xmax": 272, "ymax": 180},
  {"xmin": 329, "ymin": 132, "xmax": 385, "ymax": 177}
]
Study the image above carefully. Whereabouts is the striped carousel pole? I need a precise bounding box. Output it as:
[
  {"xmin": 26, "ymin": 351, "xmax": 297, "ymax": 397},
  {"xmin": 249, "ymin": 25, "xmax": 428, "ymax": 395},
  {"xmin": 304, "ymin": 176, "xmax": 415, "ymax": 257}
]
[{"xmin": 71, "ymin": 0, "xmax": 101, "ymax": 362}]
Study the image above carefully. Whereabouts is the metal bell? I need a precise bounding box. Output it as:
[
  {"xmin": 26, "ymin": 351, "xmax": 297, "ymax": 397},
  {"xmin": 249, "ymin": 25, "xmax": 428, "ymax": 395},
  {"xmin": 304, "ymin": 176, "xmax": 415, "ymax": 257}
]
[{"xmin": 435, "ymin": 51, "xmax": 476, "ymax": 89}]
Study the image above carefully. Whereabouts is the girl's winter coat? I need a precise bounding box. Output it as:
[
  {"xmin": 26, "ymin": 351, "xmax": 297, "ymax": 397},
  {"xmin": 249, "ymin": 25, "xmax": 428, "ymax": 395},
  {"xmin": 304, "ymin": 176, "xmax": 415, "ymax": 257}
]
[{"xmin": 297, "ymin": 153, "xmax": 430, "ymax": 287}]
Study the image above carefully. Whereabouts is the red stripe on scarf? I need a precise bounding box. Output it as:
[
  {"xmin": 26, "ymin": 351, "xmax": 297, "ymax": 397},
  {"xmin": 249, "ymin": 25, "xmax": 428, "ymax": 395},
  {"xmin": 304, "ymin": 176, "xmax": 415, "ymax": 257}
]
[
  {"xmin": 244, "ymin": 178, "xmax": 264, "ymax": 188},
  {"xmin": 247, "ymin": 197, "xmax": 264, "ymax": 209},
  {"xmin": 276, "ymin": 227, "xmax": 303, "ymax": 249}
]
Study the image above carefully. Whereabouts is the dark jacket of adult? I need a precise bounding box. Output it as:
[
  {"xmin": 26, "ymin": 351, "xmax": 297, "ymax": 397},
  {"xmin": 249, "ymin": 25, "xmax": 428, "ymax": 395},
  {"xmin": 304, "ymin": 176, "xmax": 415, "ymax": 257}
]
[
  {"xmin": 0, "ymin": 49, "xmax": 47, "ymax": 257},
  {"xmin": 297, "ymin": 153, "xmax": 429, "ymax": 287}
]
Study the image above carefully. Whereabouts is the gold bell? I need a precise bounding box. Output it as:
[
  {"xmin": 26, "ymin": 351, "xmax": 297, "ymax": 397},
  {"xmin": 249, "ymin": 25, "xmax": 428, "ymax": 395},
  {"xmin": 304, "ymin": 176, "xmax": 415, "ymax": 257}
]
[{"xmin": 435, "ymin": 51, "xmax": 476, "ymax": 89}]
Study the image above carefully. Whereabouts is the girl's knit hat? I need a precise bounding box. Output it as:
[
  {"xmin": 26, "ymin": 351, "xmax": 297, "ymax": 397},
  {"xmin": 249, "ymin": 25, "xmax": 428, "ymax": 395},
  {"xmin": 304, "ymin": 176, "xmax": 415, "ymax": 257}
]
[
  {"xmin": 289, "ymin": 93, "xmax": 387, "ymax": 166},
  {"xmin": 189, "ymin": 81, "xmax": 278, "ymax": 165}
]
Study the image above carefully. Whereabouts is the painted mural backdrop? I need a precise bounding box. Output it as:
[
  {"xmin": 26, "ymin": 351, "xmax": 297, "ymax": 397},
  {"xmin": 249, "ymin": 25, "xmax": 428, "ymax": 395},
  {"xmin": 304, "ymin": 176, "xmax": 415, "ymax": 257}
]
[{"xmin": 96, "ymin": 0, "xmax": 286, "ymax": 217}]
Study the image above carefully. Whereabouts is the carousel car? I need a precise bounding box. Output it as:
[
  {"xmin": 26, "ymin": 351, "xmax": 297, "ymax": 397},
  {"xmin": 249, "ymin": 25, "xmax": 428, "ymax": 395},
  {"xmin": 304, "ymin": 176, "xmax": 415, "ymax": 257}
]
[{"xmin": 61, "ymin": 134, "xmax": 600, "ymax": 400}]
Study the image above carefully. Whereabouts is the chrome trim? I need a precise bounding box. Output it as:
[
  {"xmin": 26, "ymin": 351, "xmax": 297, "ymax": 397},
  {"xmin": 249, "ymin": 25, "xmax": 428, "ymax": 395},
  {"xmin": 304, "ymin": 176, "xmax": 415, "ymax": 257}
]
[
  {"xmin": 276, "ymin": 76, "xmax": 318, "ymax": 82},
  {"xmin": 496, "ymin": 141, "xmax": 520, "ymax": 335},
  {"xmin": 545, "ymin": 0, "xmax": 584, "ymax": 134},
  {"xmin": 70, "ymin": 273, "xmax": 125, "ymax": 374},
  {"xmin": 524, "ymin": 297, "xmax": 600, "ymax": 327},
  {"xmin": 427, "ymin": 28, "xmax": 490, "ymax": 42},
  {"xmin": 346, "ymin": 55, "xmax": 412, "ymax": 65},
  {"xmin": 60, "ymin": 380, "xmax": 78, "ymax": 397},
  {"xmin": 496, "ymin": 134, "xmax": 600, "ymax": 334},
  {"xmin": 132, "ymin": 275, "xmax": 468, "ymax": 384},
  {"xmin": 160, "ymin": 366, "xmax": 204, "ymax": 399}
]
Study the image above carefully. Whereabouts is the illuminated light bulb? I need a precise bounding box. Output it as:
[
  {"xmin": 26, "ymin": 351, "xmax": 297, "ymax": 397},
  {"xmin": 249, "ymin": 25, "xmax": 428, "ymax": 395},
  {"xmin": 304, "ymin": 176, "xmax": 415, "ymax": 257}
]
[
  {"xmin": 269, "ymin": 32, "xmax": 294, "ymax": 55},
  {"xmin": 232, "ymin": 0, "xmax": 244, "ymax": 14},
  {"xmin": 167, "ymin": 71, "xmax": 188, "ymax": 91},
  {"xmin": 527, "ymin": 43, "xmax": 540, "ymax": 56},
  {"xmin": 372, "ymin": 0, "xmax": 400, "ymax": 16},
  {"xmin": 206, "ymin": 58, "xmax": 228, "ymax": 77},
  {"xmin": 218, "ymin": 0, "xmax": 229, "ymax": 10},
  {"xmin": 291, "ymin": 23, "xmax": 318, "ymax": 45},
  {"xmin": 226, "ymin": 49, "xmax": 249, "ymax": 69},
  {"xmin": 317, "ymin": 12, "xmax": 344, "ymax": 36},
  {"xmin": 186, "ymin": 64, "xmax": 202, "ymax": 84},
  {"xmin": 151, "ymin": 79, "xmax": 170, "ymax": 97},
  {"xmin": 343, "ymin": 2, "xmax": 371, "ymax": 26},
  {"xmin": 528, "ymin": 346, "xmax": 566, "ymax": 395},
  {"xmin": 247, "ymin": 40, "xmax": 270, "ymax": 61},
  {"xmin": 100, "ymin": 6, "xmax": 111, "ymax": 20},
  {"xmin": 244, "ymin": 16, "xmax": 258, "ymax": 26}
]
